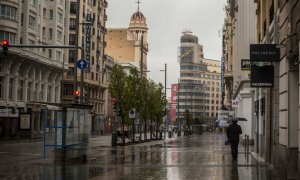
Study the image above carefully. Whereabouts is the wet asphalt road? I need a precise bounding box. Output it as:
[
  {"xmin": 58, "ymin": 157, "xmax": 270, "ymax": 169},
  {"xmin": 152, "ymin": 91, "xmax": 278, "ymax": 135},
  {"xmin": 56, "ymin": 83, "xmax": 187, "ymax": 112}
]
[{"xmin": 0, "ymin": 133, "xmax": 280, "ymax": 180}]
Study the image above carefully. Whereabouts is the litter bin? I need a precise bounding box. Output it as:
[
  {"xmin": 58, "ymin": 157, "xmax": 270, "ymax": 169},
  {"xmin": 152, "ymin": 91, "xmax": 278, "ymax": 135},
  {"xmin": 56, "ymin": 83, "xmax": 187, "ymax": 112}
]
[
  {"xmin": 112, "ymin": 132, "xmax": 117, "ymax": 147},
  {"xmin": 168, "ymin": 131, "xmax": 172, "ymax": 138}
]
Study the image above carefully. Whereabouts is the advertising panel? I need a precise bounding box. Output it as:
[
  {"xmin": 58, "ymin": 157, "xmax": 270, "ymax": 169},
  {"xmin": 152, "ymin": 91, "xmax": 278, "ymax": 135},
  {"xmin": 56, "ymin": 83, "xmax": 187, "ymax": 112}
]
[
  {"xmin": 170, "ymin": 84, "xmax": 179, "ymax": 125},
  {"xmin": 19, "ymin": 113, "xmax": 31, "ymax": 130},
  {"xmin": 251, "ymin": 64, "xmax": 274, "ymax": 87}
]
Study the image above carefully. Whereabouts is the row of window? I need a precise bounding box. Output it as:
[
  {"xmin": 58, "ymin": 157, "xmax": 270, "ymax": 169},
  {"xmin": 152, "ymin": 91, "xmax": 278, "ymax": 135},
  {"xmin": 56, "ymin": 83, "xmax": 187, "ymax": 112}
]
[
  {"xmin": 0, "ymin": 4, "xmax": 17, "ymax": 20},
  {"xmin": 0, "ymin": 76, "xmax": 58, "ymax": 102},
  {"xmin": 180, "ymin": 65, "xmax": 207, "ymax": 71},
  {"xmin": 181, "ymin": 73, "xmax": 221, "ymax": 79}
]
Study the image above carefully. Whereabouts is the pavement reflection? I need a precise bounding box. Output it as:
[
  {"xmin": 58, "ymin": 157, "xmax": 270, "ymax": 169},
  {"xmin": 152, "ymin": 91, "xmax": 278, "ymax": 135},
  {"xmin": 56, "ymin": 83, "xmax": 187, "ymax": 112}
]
[{"xmin": 0, "ymin": 133, "xmax": 281, "ymax": 180}]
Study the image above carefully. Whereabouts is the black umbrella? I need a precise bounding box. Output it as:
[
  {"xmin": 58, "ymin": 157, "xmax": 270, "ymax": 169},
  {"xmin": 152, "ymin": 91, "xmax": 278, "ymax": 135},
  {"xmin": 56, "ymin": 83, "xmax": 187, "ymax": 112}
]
[{"xmin": 226, "ymin": 117, "xmax": 247, "ymax": 122}]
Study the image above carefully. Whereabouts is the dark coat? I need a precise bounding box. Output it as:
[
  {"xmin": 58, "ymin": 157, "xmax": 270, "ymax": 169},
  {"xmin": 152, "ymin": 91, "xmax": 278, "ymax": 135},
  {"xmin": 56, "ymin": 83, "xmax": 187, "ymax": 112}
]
[{"xmin": 227, "ymin": 123, "xmax": 242, "ymax": 142}]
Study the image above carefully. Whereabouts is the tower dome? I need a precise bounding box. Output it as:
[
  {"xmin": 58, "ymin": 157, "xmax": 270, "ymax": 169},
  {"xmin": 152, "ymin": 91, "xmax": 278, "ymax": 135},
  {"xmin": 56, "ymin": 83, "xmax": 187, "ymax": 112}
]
[{"xmin": 128, "ymin": 10, "xmax": 148, "ymax": 32}]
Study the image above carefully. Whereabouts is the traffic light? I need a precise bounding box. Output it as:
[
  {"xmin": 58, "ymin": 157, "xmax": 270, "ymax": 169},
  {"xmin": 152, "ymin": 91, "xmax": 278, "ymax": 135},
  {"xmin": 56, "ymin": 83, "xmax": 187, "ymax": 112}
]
[
  {"xmin": 75, "ymin": 90, "xmax": 80, "ymax": 103},
  {"xmin": 112, "ymin": 98, "xmax": 117, "ymax": 111},
  {"xmin": 2, "ymin": 40, "xmax": 8, "ymax": 55}
]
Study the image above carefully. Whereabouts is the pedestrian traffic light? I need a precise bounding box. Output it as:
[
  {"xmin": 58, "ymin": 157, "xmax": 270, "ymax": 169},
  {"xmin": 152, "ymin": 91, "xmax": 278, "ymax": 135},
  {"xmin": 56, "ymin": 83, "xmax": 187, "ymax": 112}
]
[
  {"xmin": 2, "ymin": 40, "xmax": 8, "ymax": 55},
  {"xmin": 112, "ymin": 98, "xmax": 117, "ymax": 111}
]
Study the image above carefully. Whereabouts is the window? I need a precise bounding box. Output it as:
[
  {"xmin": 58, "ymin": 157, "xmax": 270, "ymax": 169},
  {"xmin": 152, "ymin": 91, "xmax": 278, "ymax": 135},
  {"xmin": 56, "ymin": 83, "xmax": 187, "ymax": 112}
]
[
  {"xmin": 0, "ymin": 76, "xmax": 4, "ymax": 99},
  {"xmin": 69, "ymin": 50, "xmax": 75, "ymax": 63},
  {"xmin": 43, "ymin": 8, "xmax": 46, "ymax": 19},
  {"xmin": 27, "ymin": 82, "xmax": 32, "ymax": 101},
  {"xmin": 70, "ymin": 18, "xmax": 76, "ymax": 30},
  {"xmin": 21, "ymin": 13, "xmax": 23, "ymax": 24},
  {"xmin": 0, "ymin": 31, "xmax": 16, "ymax": 44},
  {"xmin": 49, "ymin": 9, "xmax": 53, "ymax": 19},
  {"xmin": 57, "ymin": 30, "xmax": 62, "ymax": 39},
  {"xmin": 56, "ymin": 50, "xmax": 62, "ymax": 61},
  {"xmin": 48, "ymin": 49, "xmax": 52, "ymax": 58},
  {"xmin": 40, "ymin": 84, "xmax": 44, "ymax": 101},
  {"xmin": 42, "ymin": 27, "xmax": 46, "ymax": 37},
  {"xmin": 70, "ymin": 2, "xmax": 77, "ymax": 14},
  {"xmin": 69, "ymin": 34, "xmax": 75, "ymax": 45},
  {"xmin": 63, "ymin": 84, "xmax": 73, "ymax": 95},
  {"xmin": 67, "ymin": 67, "xmax": 74, "ymax": 76},
  {"xmin": 8, "ymin": 78, "xmax": 13, "ymax": 100},
  {"xmin": 47, "ymin": 86, "xmax": 52, "ymax": 102},
  {"xmin": 29, "ymin": 0, "xmax": 37, "ymax": 6},
  {"xmin": 29, "ymin": 15, "xmax": 36, "ymax": 28},
  {"xmin": 18, "ymin": 80, "xmax": 24, "ymax": 101},
  {"xmin": 49, "ymin": 28, "xmax": 53, "ymax": 39},
  {"xmin": 0, "ymin": 4, "xmax": 17, "ymax": 20}
]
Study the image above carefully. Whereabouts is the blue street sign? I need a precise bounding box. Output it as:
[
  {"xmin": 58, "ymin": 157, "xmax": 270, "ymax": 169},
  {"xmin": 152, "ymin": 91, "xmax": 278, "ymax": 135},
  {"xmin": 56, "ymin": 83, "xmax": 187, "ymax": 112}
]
[{"xmin": 77, "ymin": 59, "xmax": 88, "ymax": 70}]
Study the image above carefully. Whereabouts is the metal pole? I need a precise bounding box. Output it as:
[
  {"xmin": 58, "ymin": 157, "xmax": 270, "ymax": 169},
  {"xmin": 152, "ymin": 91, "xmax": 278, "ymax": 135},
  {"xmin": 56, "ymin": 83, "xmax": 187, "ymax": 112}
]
[
  {"xmin": 74, "ymin": 0, "xmax": 81, "ymax": 103},
  {"xmin": 165, "ymin": 63, "xmax": 167, "ymax": 127},
  {"xmin": 80, "ymin": 48, "xmax": 84, "ymax": 104},
  {"xmin": 140, "ymin": 32, "xmax": 144, "ymax": 77},
  {"xmin": 177, "ymin": 79, "xmax": 180, "ymax": 136}
]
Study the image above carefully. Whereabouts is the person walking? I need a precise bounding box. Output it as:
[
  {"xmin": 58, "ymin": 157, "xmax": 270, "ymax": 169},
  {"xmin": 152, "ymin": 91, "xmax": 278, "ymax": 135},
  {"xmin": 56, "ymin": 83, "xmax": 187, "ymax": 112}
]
[{"xmin": 227, "ymin": 120, "xmax": 242, "ymax": 162}]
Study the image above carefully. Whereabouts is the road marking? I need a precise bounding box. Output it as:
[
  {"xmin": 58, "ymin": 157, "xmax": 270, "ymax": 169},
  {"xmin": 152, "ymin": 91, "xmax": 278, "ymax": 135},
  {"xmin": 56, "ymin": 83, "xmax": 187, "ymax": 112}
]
[{"xmin": 0, "ymin": 152, "xmax": 41, "ymax": 156}]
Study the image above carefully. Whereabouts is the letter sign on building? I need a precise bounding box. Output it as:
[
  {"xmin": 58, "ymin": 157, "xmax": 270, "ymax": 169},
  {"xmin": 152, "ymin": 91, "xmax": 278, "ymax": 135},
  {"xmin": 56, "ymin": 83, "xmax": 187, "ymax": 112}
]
[
  {"xmin": 86, "ymin": 14, "xmax": 92, "ymax": 70},
  {"xmin": 250, "ymin": 44, "xmax": 280, "ymax": 62}
]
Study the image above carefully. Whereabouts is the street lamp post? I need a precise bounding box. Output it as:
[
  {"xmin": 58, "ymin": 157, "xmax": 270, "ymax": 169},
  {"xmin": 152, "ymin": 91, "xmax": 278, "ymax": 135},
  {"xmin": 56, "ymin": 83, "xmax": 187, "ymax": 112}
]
[{"xmin": 160, "ymin": 63, "xmax": 167, "ymax": 138}]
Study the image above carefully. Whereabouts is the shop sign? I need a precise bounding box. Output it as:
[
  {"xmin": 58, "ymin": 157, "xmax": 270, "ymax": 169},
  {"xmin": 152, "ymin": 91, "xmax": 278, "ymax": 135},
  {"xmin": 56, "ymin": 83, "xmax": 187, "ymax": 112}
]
[
  {"xmin": 232, "ymin": 100, "xmax": 240, "ymax": 108},
  {"xmin": 251, "ymin": 64, "xmax": 274, "ymax": 87},
  {"xmin": 19, "ymin": 113, "xmax": 31, "ymax": 130},
  {"xmin": 241, "ymin": 59, "xmax": 251, "ymax": 70},
  {"xmin": 250, "ymin": 44, "xmax": 280, "ymax": 62}
]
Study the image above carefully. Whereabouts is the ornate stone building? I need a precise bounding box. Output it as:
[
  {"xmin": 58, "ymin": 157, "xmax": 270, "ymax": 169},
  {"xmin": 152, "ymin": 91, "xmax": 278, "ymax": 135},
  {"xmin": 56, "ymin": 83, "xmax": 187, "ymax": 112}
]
[{"xmin": 0, "ymin": 0, "xmax": 68, "ymax": 138}]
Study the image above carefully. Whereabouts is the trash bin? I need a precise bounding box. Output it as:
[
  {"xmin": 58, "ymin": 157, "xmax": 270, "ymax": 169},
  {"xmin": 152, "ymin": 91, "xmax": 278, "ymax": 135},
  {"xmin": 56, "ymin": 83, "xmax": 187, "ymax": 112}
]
[
  {"xmin": 168, "ymin": 131, "xmax": 172, "ymax": 138},
  {"xmin": 112, "ymin": 132, "xmax": 117, "ymax": 147}
]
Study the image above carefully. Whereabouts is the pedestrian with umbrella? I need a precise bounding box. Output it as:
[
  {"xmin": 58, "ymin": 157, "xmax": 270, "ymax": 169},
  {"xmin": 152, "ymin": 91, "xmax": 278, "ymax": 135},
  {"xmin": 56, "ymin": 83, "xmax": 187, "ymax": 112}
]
[{"xmin": 226, "ymin": 117, "xmax": 244, "ymax": 163}]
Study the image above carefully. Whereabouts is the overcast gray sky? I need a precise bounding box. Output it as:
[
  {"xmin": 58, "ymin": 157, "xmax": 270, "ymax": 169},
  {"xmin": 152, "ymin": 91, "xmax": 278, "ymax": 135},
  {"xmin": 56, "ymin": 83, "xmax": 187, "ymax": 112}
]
[{"xmin": 107, "ymin": 0, "xmax": 226, "ymax": 97}]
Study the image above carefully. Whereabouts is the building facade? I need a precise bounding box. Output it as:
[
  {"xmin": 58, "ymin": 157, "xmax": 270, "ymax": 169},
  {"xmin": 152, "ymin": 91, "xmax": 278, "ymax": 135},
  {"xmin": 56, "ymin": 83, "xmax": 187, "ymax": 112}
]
[
  {"xmin": 222, "ymin": 0, "xmax": 257, "ymax": 144},
  {"xmin": 224, "ymin": 0, "xmax": 300, "ymax": 178},
  {"xmin": 61, "ymin": 0, "xmax": 108, "ymax": 135},
  {"xmin": 178, "ymin": 31, "xmax": 221, "ymax": 123},
  {"xmin": 0, "ymin": 0, "xmax": 68, "ymax": 138}
]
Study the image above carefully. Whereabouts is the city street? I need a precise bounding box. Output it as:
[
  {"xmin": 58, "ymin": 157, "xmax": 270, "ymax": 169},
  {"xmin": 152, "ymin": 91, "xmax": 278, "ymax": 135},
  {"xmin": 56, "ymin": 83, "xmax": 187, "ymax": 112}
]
[{"xmin": 0, "ymin": 133, "xmax": 280, "ymax": 180}]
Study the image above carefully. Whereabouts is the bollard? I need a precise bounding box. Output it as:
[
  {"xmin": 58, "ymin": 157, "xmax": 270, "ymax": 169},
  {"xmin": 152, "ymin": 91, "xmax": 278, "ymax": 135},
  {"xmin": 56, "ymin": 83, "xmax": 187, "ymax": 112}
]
[{"xmin": 112, "ymin": 132, "xmax": 117, "ymax": 147}]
